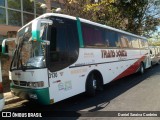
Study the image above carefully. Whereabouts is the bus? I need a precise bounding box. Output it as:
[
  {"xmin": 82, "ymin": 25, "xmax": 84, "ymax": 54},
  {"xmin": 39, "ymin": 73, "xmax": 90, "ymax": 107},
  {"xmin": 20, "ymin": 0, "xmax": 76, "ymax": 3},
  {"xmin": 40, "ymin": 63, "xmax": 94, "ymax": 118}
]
[
  {"xmin": 5, "ymin": 13, "xmax": 151, "ymax": 105},
  {"xmin": 149, "ymin": 46, "xmax": 160, "ymax": 65}
]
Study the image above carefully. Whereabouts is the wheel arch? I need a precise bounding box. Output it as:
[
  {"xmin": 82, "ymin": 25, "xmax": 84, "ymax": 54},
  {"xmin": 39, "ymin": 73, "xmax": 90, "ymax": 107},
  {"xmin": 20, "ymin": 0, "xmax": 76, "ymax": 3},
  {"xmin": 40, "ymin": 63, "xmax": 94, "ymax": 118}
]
[
  {"xmin": 85, "ymin": 69, "xmax": 104, "ymax": 91},
  {"xmin": 141, "ymin": 61, "xmax": 144, "ymax": 67}
]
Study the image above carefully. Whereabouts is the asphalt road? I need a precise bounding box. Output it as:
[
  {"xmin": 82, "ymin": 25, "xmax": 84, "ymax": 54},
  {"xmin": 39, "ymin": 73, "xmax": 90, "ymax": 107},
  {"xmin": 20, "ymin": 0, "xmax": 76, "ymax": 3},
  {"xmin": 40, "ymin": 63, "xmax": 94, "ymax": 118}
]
[{"xmin": 2, "ymin": 64, "xmax": 160, "ymax": 120}]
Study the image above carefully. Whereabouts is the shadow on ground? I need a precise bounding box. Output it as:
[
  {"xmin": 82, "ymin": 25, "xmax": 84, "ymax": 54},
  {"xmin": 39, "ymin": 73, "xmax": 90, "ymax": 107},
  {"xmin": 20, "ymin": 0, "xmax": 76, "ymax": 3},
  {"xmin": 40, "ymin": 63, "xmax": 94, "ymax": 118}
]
[{"xmin": 3, "ymin": 65, "xmax": 160, "ymax": 118}]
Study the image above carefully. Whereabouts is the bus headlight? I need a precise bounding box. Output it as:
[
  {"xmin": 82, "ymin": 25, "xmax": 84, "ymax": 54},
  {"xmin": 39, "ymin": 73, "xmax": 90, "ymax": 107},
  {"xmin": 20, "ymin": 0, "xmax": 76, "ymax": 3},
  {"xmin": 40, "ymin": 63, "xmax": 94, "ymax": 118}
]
[{"xmin": 27, "ymin": 81, "xmax": 44, "ymax": 88}]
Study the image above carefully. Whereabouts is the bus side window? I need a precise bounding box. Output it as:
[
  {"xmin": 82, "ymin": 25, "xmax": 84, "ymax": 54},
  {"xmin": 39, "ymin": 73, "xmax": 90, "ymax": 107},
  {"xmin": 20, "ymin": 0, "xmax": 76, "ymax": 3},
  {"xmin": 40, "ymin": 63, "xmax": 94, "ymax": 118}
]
[
  {"xmin": 49, "ymin": 18, "xmax": 79, "ymax": 72},
  {"xmin": 66, "ymin": 24, "xmax": 79, "ymax": 63},
  {"xmin": 82, "ymin": 26, "xmax": 93, "ymax": 46},
  {"xmin": 131, "ymin": 37, "xmax": 140, "ymax": 49},
  {"xmin": 94, "ymin": 27, "xmax": 106, "ymax": 47},
  {"xmin": 105, "ymin": 30, "xmax": 118, "ymax": 47},
  {"xmin": 118, "ymin": 34, "xmax": 131, "ymax": 48},
  {"xmin": 50, "ymin": 26, "xmax": 58, "ymax": 61},
  {"xmin": 82, "ymin": 23, "xmax": 105, "ymax": 47}
]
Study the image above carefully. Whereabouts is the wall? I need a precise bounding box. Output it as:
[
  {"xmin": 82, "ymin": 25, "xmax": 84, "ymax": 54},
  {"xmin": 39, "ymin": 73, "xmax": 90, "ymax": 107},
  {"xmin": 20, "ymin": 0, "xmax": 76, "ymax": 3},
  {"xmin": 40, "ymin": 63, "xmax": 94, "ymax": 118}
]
[
  {"xmin": 0, "ymin": 0, "xmax": 56, "ymax": 92},
  {"xmin": 0, "ymin": 25, "xmax": 20, "ymax": 36},
  {"xmin": 1, "ymin": 35, "xmax": 16, "ymax": 92}
]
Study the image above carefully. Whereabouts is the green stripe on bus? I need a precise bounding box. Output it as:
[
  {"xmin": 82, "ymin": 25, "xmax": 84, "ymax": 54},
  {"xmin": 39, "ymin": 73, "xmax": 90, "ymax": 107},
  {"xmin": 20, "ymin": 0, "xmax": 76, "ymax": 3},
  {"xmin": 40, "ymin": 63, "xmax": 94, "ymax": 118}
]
[
  {"xmin": 2, "ymin": 46, "xmax": 5, "ymax": 53},
  {"xmin": 32, "ymin": 30, "xmax": 41, "ymax": 42},
  {"xmin": 10, "ymin": 84, "xmax": 50, "ymax": 105},
  {"xmin": 76, "ymin": 17, "xmax": 84, "ymax": 48}
]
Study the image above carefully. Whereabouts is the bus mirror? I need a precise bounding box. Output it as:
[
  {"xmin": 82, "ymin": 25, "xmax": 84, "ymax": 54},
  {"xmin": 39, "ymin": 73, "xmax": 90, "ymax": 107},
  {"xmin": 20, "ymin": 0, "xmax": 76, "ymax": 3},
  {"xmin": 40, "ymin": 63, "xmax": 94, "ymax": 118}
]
[
  {"xmin": 2, "ymin": 38, "xmax": 16, "ymax": 54},
  {"xmin": 32, "ymin": 19, "xmax": 53, "ymax": 42}
]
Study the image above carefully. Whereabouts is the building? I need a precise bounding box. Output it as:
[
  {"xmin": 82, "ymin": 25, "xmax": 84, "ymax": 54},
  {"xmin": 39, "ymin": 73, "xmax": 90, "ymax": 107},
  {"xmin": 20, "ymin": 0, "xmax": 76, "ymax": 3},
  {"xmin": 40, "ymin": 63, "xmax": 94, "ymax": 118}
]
[
  {"xmin": 0, "ymin": 0, "xmax": 63, "ymax": 92},
  {"xmin": 0, "ymin": 0, "xmax": 44, "ymax": 40}
]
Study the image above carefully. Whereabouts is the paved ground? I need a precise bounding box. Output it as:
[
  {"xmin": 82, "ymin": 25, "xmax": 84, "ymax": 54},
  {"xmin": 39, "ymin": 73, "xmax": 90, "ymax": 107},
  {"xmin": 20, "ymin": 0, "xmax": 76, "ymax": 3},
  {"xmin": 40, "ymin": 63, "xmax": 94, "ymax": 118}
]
[
  {"xmin": 4, "ymin": 92, "xmax": 22, "ymax": 105},
  {"xmin": 2, "ymin": 65, "xmax": 160, "ymax": 120}
]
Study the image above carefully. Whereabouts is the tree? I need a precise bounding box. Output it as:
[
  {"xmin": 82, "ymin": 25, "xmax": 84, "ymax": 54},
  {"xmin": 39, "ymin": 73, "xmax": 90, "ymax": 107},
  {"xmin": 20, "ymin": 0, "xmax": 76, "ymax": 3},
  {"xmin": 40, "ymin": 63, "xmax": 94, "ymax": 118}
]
[
  {"xmin": 116, "ymin": 0, "xmax": 160, "ymax": 36},
  {"xmin": 61, "ymin": 0, "xmax": 160, "ymax": 36},
  {"xmin": 148, "ymin": 31, "xmax": 160, "ymax": 45}
]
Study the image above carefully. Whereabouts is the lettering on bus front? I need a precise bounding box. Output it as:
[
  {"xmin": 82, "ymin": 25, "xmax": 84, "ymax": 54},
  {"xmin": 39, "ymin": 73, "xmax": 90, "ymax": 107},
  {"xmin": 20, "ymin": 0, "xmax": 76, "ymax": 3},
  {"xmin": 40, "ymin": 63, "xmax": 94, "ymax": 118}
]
[
  {"xmin": 49, "ymin": 72, "xmax": 64, "ymax": 79},
  {"xmin": 49, "ymin": 72, "xmax": 58, "ymax": 78},
  {"xmin": 101, "ymin": 50, "xmax": 127, "ymax": 58}
]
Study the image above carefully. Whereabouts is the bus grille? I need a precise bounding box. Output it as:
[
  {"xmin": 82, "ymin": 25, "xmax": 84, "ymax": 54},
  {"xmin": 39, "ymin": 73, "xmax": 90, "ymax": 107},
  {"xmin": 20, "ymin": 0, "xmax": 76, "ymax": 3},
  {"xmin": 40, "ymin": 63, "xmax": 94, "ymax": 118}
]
[
  {"xmin": 13, "ymin": 80, "xmax": 27, "ymax": 86},
  {"xmin": 13, "ymin": 80, "xmax": 19, "ymax": 85},
  {"xmin": 20, "ymin": 81, "xmax": 27, "ymax": 86}
]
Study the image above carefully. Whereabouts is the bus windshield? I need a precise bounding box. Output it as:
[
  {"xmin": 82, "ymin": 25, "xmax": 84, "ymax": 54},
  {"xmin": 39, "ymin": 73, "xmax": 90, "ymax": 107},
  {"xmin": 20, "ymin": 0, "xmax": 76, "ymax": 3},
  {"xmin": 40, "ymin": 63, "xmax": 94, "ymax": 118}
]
[{"xmin": 11, "ymin": 23, "xmax": 47, "ymax": 70}]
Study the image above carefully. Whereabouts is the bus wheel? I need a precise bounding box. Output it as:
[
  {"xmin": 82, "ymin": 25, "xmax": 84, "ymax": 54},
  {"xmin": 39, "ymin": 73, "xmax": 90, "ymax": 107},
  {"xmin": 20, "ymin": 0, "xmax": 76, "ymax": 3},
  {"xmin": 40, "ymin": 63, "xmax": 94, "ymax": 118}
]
[
  {"xmin": 151, "ymin": 61, "xmax": 153, "ymax": 67},
  {"xmin": 139, "ymin": 63, "xmax": 144, "ymax": 75},
  {"xmin": 157, "ymin": 60, "xmax": 160, "ymax": 65},
  {"xmin": 86, "ymin": 73, "xmax": 97, "ymax": 96}
]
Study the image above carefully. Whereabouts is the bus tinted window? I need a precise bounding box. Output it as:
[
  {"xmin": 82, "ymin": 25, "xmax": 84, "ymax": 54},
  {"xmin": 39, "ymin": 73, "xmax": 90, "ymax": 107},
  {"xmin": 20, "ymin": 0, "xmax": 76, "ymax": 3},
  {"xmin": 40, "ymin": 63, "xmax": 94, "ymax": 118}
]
[
  {"xmin": 138, "ymin": 39, "xmax": 143, "ymax": 48},
  {"xmin": 141, "ymin": 39, "xmax": 148, "ymax": 49},
  {"xmin": 49, "ymin": 18, "xmax": 79, "ymax": 72},
  {"xmin": 66, "ymin": 24, "xmax": 79, "ymax": 63},
  {"xmin": 131, "ymin": 37, "xmax": 140, "ymax": 48},
  {"xmin": 118, "ymin": 34, "xmax": 131, "ymax": 48},
  {"xmin": 82, "ymin": 23, "xmax": 146, "ymax": 49},
  {"xmin": 105, "ymin": 30, "xmax": 118, "ymax": 47},
  {"xmin": 82, "ymin": 23, "xmax": 105, "ymax": 47}
]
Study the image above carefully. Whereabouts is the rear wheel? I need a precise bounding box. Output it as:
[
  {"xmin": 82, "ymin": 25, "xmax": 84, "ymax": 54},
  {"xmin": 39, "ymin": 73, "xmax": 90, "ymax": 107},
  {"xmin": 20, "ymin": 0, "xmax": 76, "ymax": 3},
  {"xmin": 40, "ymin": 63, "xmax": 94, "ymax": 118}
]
[
  {"xmin": 139, "ymin": 63, "xmax": 144, "ymax": 75},
  {"xmin": 86, "ymin": 73, "xmax": 97, "ymax": 96},
  {"xmin": 157, "ymin": 59, "xmax": 160, "ymax": 65},
  {"xmin": 151, "ymin": 61, "xmax": 153, "ymax": 67}
]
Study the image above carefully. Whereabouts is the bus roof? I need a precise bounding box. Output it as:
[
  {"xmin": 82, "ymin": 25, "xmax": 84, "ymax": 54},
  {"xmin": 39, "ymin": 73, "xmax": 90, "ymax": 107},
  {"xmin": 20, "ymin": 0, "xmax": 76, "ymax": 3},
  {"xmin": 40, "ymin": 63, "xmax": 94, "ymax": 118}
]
[
  {"xmin": 149, "ymin": 46, "xmax": 160, "ymax": 48},
  {"xmin": 18, "ymin": 13, "xmax": 147, "ymax": 40},
  {"xmin": 79, "ymin": 18, "xmax": 147, "ymax": 40}
]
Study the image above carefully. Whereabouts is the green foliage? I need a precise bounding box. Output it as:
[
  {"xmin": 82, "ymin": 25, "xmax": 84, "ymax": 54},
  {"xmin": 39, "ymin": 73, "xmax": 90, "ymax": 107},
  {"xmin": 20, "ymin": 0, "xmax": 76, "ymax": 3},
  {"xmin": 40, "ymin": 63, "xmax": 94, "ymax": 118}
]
[
  {"xmin": 148, "ymin": 31, "xmax": 160, "ymax": 45},
  {"xmin": 62, "ymin": 0, "xmax": 160, "ymax": 36},
  {"xmin": 116, "ymin": 0, "xmax": 160, "ymax": 36},
  {"xmin": 150, "ymin": 42, "xmax": 160, "ymax": 46}
]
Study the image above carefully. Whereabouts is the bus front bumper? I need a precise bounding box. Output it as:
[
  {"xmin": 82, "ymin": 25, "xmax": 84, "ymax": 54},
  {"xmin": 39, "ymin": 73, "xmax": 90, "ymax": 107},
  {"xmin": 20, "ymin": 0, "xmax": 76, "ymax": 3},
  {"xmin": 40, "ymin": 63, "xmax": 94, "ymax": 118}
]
[{"xmin": 10, "ymin": 84, "xmax": 51, "ymax": 105}]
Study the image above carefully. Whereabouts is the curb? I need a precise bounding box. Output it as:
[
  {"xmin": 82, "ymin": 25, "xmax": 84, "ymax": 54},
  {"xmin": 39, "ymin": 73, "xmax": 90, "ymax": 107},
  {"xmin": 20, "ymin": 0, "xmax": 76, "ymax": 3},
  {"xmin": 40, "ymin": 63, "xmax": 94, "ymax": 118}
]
[
  {"xmin": 5, "ymin": 97, "xmax": 23, "ymax": 105},
  {"xmin": 4, "ymin": 92, "xmax": 23, "ymax": 105}
]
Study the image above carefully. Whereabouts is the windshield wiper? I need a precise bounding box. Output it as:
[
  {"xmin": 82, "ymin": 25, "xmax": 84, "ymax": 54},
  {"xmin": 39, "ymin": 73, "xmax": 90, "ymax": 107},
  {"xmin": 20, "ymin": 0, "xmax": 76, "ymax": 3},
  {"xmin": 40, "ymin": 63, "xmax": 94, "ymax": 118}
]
[
  {"xmin": 10, "ymin": 44, "xmax": 19, "ymax": 71},
  {"xmin": 18, "ymin": 34, "xmax": 28, "ymax": 71},
  {"xmin": 20, "ymin": 58, "xmax": 26, "ymax": 71},
  {"xmin": 11, "ymin": 34, "xmax": 26, "ymax": 71}
]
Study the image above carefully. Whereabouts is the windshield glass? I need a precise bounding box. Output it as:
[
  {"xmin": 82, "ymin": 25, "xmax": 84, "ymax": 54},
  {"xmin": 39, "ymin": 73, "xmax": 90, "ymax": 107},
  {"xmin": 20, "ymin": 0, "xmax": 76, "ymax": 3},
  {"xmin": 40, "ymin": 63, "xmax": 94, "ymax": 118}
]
[{"xmin": 11, "ymin": 22, "xmax": 48, "ymax": 70}]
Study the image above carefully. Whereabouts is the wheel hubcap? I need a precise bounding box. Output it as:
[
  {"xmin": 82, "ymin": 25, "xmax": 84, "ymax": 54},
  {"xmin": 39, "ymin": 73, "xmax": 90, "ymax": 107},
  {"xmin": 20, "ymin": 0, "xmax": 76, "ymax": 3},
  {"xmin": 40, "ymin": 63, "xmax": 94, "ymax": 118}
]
[
  {"xmin": 141, "ymin": 65, "xmax": 144, "ymax": 73},
  {"xmin": 93, "ymin": 80, "xmax": 97, "ymax": 89}
]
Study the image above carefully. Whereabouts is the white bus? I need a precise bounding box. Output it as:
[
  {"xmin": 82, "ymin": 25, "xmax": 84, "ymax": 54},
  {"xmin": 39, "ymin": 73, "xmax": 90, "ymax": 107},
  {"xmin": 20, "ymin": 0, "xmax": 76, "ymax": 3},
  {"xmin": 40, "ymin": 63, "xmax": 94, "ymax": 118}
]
[
  {"xmin": 149, "ymin": 46, "xmax": 160, "ymax": 65},
  {"xmin": 7, "ymin": 13, "xmax": 151, "ymax": 105}
]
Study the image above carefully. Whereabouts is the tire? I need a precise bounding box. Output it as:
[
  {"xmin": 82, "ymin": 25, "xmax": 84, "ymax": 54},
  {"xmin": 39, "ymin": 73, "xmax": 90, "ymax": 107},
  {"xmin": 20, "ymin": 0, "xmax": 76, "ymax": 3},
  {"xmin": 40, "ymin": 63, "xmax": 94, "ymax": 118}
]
[
  {"xmin": 157, "ymin": 60, "xmax": 160, "ymax": 65},
  {"xmin": 139, "ymin": 63, "xmax": 144, "ymax": 75},
  {"xmin": 86, "ymin": 73, "xmax": 97, "ymax": 96},
  {"xmin": 150, "ymin": 61, "xmax": 153, "ymax": 68}
]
